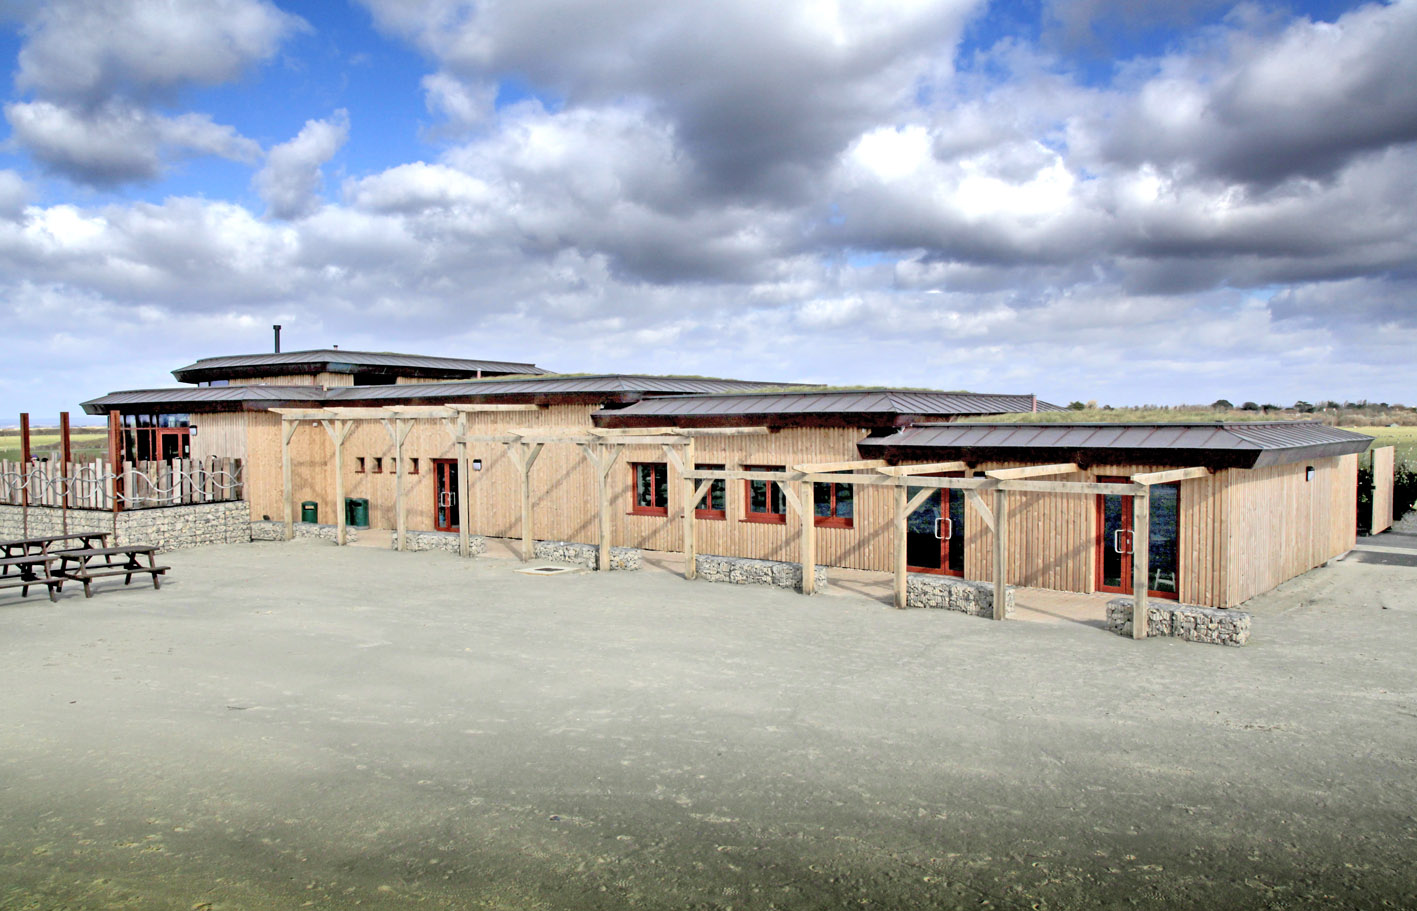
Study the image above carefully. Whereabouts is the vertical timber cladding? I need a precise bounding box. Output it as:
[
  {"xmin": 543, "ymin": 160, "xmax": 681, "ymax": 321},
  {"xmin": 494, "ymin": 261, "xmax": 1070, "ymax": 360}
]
[
  {"xmin": 1222, "ymin": 454, "xmax": 1357, "ymax": 607},
  {"xmin": 246, "ymin": 411, "xmax": 335, "ymax": 524},
  {"xmin": 190, "ymin": 413, "xmax": 249, "ymax": 463}
]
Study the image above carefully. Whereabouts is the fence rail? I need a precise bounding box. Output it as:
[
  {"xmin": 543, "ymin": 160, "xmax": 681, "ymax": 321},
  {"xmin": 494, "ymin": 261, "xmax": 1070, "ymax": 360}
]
[{"xmin": 0, "ymin": 457, "xmax": 243, "ymax": 510}]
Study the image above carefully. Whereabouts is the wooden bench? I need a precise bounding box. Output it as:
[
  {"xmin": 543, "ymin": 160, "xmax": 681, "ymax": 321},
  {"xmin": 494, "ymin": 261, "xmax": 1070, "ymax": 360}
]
[
  {"xmin": 1, "ymin": 533, "xmax": 111, "ymax": 575},
  {"xmin": 0, "ymin": 553, "xmax": 61, "ymax": 602},
  {"xmin": 53, "ymin": 546, "xmax": 170, "ymax": 599}
]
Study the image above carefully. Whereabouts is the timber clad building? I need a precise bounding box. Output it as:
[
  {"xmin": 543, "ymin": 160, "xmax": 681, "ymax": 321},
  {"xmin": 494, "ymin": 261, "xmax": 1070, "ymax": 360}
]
[{"xmin": 83, "ymin": 348, "xmax": 1372, "ymax": 612}]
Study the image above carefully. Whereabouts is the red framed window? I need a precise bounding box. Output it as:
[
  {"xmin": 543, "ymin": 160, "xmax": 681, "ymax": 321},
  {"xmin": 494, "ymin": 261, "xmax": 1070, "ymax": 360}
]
[
  {"xmin": 372, "ymin": 457, "xmax": 383, "ymax": 474},
  {"xmin": 694, "ymin": 464, "xmax": 727, "ymax": 520},
  {"xmin": 632, "ymin": 462, "xmax": 669, "ymax": 516},
  {"xmin": 813, "ymin": 482, "xmax": 854, "ymax": 528},
  {"xmin": 355, "ymin": 457, "xmax": 366, "ymax": 473},
  {"xmin": 743, "ymin": 465, "xmax": 787, "ymax": 524},
  {"xmin": 409, "ymin": 458, "xmax": 419, "ymax": 475}
]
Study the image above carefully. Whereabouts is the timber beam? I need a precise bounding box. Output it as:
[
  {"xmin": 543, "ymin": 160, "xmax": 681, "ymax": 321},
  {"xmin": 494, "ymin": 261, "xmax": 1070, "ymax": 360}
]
[
  {"xmin": 878, "ymin": 461, "xmax": 968, "ymax": 477},
  {"xmin": 1132, "ymin": 466, "xmax": 1212, "ymax": 486},
  {"xmin": 985, "ymin": 463, "xmax": 1078, "ymax": 481}
]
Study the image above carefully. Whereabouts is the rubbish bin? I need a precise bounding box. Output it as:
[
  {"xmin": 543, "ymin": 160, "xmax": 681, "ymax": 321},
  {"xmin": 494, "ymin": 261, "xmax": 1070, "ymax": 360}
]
[
  {"xmin": 301, "ymin": 500, "xmax": 318, "ymax": 523},
  {"xmin": 345, "ymin": 497, "xmax": 370, "ymax": 528}
]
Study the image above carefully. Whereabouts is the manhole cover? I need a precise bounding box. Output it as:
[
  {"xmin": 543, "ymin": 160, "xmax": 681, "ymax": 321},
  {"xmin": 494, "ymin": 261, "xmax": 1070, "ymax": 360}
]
[{"xmin": 515, "ymin": 565, "xmax": 583, "ymax": 576}]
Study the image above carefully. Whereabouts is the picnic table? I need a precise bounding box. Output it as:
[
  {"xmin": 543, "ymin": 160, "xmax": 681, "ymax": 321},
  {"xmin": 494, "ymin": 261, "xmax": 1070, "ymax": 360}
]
[
  {"xmin": 0, "ymin": 532, "xmax": 111, "ymax": 574},
  {"xmin": 53, "ymin": 546, "xmax": 169, "ymax": 599},
  {"xmin": 0, "ymin": 552, "xmax": 61, "ymax": 602}
]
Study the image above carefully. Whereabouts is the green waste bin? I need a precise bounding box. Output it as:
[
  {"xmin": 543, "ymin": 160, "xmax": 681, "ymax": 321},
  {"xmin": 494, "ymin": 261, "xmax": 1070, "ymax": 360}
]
[
  {"xmin": 301, "ymin": 501, "xmax": 318, "ymax": 523},
  {"xmin": 346, "ymin": 497, "xmax": 370, "ymax": 528}
]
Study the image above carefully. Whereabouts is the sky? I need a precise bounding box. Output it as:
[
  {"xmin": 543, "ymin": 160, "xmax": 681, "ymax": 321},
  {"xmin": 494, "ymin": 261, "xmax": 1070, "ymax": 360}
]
[{"xmin": 0, "ymin": 0, "xmax": 1414, "ymax": 422}]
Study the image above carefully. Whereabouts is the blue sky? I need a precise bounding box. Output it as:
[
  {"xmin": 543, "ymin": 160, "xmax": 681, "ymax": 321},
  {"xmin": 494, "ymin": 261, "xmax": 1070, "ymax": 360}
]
[{"xmin": 1, "ymin": 0, "xmax": 1414, "ymax": 422}]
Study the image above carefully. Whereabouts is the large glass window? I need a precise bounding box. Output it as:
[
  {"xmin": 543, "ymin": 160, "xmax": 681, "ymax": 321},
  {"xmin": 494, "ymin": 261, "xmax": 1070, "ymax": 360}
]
[
  {"xmin": 744, "ymin": 465, "xmax": 787, "ymax": 524},
  {"xmin": 694, "ymin": 464, "xmax": 727, "ymax": 519},
  {"xmin": 118, "ymin": 413, "xmax": 190, "ymax": 462},
  {"xmin": 813, "ymin": 482, "xmax": 854, "ymax": 527},
  {"xmin": 632, "ymin": 462, "xmax": 669, "ymax": 516}
]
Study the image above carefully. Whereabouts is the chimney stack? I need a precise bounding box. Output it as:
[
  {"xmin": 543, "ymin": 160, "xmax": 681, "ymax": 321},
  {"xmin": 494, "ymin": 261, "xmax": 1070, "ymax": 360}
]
[{"xmin": 273, "ymin": 324, "xmax": 281, "ymax": 353}]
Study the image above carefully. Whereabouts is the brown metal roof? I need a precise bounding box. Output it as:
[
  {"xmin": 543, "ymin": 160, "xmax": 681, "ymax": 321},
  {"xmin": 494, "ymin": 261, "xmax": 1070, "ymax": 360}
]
[
  {"xmin": 593, "ymin": 390, "xmax": 1058, "ymax": 429},
  {"xmin": 81, "ymin": 385, "xmax": 326, "ymax": 414},
  {"xmin": 857, "ymin": 422, "xmax": 1374, "ymax": 469},
  {"xmin": 171, "ymin": 349, "xmax": 550, "ymax": 383}
]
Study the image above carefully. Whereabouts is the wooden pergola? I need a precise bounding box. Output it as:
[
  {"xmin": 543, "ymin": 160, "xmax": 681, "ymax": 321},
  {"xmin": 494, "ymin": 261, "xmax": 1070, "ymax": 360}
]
[{"xmin": 273, "ymin": 406, "xmax": 1210, "ymax": 639}]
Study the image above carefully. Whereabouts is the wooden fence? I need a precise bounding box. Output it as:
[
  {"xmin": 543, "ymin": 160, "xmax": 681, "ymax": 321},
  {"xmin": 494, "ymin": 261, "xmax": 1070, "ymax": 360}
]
[{"xmin": 0, "ymin": 457, "xmax": 243, "ymax": 510}]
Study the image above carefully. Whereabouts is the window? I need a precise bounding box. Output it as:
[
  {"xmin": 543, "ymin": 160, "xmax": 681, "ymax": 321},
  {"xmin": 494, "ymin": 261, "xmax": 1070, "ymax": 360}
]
[
  {"xmin": 355, "ymin": 457, "xmax": 366, "ymax": 473},
  {"xmin": 632, "ymin": 462, "xmax": 669, "ymax": 516},
  {"xmin": 694, "ymin": 464, "xmax": 727, "ymax": 520},
  {"xmin": 813, "ymin": 482, "xmax": 854, "ymax": 528},
  {"xmin": 372, "ymin": 457, "xmax": 383, "ymax": 473},
  {"xmin": 743, "ymin": 465, "xmax": 787, "ymax": 524},
  {"xmin": 409, "ymin": 458, "xmax": 420, "ymax": 475}
]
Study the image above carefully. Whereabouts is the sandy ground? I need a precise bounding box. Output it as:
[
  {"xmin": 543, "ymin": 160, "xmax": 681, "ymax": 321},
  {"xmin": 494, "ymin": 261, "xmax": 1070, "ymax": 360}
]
[{"xmin": 1, "ymin": 532, "xmax": 1415, "ymax": 911}]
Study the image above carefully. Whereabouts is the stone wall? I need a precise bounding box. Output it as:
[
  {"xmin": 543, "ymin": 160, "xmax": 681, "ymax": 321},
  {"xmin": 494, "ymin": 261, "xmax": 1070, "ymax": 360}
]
[
  {"xmin": 1107, "ymin": 598, "xmax": 1251, "ymax": 646},
  {"xmin": 398, "ymin": 529, "xmax": 487, "ymax": 555},
  {"xmin": 0, "ymin": 502, "xmax": 250, "ymax": 551},
  {"xmin": 534, "ymin": 540, "xmax": 641, "ymax": 571},
  {"xmin": 906, "ymin": 574, "xmax": 1014, "ymax": 618},
  {"xmin": 695, "ymin": 555, "xmax": 828, "ymax": 593},
  {"xmin": 249, "ymin": 520, "xmax": 358, "ymax": 544}
]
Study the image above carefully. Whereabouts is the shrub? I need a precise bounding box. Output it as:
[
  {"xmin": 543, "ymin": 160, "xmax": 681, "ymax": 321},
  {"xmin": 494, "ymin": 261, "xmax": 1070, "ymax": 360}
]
[{"xmin": 1358, "ymin": 459, "xmax": 1417, "ymax": 534}]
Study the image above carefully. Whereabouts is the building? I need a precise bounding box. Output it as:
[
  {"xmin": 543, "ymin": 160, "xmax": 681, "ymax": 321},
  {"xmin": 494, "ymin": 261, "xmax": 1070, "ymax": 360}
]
[{"xmin": 81, "ymin": 346, "xmax": 1372, "ymax": 613}]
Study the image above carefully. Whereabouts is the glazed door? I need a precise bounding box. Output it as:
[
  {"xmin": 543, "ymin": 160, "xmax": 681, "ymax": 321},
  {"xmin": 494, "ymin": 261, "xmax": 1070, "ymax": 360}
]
[
  {"xmin": 1097, "ymin": 481, "xmax": 1180, "ymax": 598},
  {"xmin": 434, "ymin": 459, "xmax": 459, "ymax": 532},
  {"xmin": 157, "ymin": 429, "xmax": 189, "ymax": 461},
  {"xmin": 905, "ymin": 483, "xmax": 965, "ymax": 576}
]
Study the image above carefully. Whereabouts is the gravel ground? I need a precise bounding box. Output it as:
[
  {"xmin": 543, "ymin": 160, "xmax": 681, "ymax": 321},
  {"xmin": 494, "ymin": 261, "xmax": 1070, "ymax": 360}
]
[{"xmin": 1, "ymin": 536, "xmax": 1415, "ymax": 910}]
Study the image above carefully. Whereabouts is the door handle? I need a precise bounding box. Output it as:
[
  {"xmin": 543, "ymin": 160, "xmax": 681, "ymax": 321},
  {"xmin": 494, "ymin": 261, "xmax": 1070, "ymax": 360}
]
[
  {"xmin": 941, "ymin": 517, "xmax": 952, "ymax": 540},
  {"xmin": 934, "ymin": 517, "xmax": 944, "ymax": 540},
  {"xmin": 1113, "ymin": 529, "xmax": 1123, "ymax": 553}
]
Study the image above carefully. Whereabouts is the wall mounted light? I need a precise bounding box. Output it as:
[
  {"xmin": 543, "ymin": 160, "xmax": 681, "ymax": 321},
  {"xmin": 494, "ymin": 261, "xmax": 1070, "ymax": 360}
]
[
  {"xmin": 1306, "ymin": 466, "xmax": 1315, "ymax": 482},
  {"xmin": 472, "ymin": 459, "xmax": 483, "ymax": 471}
]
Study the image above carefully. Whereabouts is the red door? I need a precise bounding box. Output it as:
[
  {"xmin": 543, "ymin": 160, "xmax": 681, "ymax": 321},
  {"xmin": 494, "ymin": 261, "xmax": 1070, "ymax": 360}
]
[
  {"xmin": 1096, "ymin": 478, "xmax": 1180, "ymax": 599},
  {"xmin": 433, "ymin": 459, "xmax": 459, "ymax": 532},
  {"xmin": 905, "ymin": 476, "xmax": 965, "ymax": 577}
]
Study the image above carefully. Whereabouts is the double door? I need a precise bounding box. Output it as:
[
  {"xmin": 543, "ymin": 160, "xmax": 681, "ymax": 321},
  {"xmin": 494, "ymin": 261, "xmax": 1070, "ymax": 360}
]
[
  {"xmin": 1096, "ymin": 481, "xmax": 1180, "ymax": 597},
  {"xmin": 433, "ymin": 459, "xmax": 459, "ymax": 532},
  {"xmin": 906, "ymin": 483, "xmax": 965, "ymax": 576}
]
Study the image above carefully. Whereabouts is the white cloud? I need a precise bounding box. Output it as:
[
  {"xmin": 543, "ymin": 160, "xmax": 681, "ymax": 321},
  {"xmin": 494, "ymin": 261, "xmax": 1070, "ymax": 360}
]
[
  {"xmin": 5, "ymin": 100, "xmax": 261, "ymax": 185},
  {"xmin": 15, "ymin": 0, "xmax": 303, "ymax": 102},
  {"xmin": 254, "ymin": 111, "xmax": 351, "ymax": 220}
]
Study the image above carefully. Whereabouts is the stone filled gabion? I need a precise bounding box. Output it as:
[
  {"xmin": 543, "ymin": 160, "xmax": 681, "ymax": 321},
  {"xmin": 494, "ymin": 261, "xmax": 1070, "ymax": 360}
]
[
  {"xmin": 533, "ymin": 540, "xmax": 641, "ymax": 571},
  {"xmin": 1106, "ymin": 598, "xmax": 1251, "ymax": 646},
  {"xmin": 905, "ymin": 574, "xmax": 1013, "ymax": 617},
  {"xmin": 694, "ymin": 555, "xmax": 828, "ymax": 593},
  {"xmin": 1, "ymin": 502, "xmax": 250, "ymax": 552},
  {"xmin": 249, "ymin": 520, "xmax": 358, "ymax": 544},
  {"xmin": 395, "ymin": 529, "xmax": 487, "ymax": 555}
]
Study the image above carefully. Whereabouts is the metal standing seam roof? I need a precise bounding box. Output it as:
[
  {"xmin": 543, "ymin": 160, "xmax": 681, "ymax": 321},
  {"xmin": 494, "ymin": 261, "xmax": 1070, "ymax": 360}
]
[
  {"xmin": 171, "ymin": 349, "xmax": 551, "ymax": 382},
  {"xmin": 80, "ymin": 374, "xmax": 806, "ymax": 414},
  {"xmin": 326, "ymin": 375, "xmax": 803, "ymax": 401},
  {"xmin": 593, "ymin": 390, "xmax": 1058, "ymax": 427},
  {"xmin": 856, "ymin": 422, "xmax": 1374, "ymax": 469}
]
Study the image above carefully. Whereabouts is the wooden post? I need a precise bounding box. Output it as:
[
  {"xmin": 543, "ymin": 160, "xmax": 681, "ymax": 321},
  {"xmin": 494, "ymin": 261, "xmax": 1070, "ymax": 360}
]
[
  {"xmin": 680, "ymin": 440, "xmax": 696, "ymax": 580},
  {"xmin": 18, "ymin": 412, "xmax": 29, "ymax": 536},
  {"xmin": 457, "ymin": 416, "xmax": 472, "ymax": 557},
  {"xmin": 1132, "ymin": 489, "xmax": 1151, "ymax": 640},
  {"xmin": 800, "ymin": 479, "xmax": 817, "ymax": 595},
  {"xmin": 518, "ymin": 441, "xmax": 543, "ymax": 562},
  {"xmin": 395, "ymin": 419, "xmax": 412, "ymax": 551},
  {"xmin": 282, "ymin": 418, "xmax": 299, "ymax": 540},
  {"xmin": 894, "ymin": 483, "xmax": 907, "ymax": 609},
  {"xmin": 60, "ymin": 412, "xmax": 71, "ymax": 532},
  {"xmin": 107, "ymin": 410, "xmax": 122, "ymax": 514},
  {"xmin": 322, "ymin": 419, "xmax": 356, "ymax": 546},
  {"xmin": 597, "ymin": 443, "xmax": 614, "ymax": 571},
  {"xmin": 993, "ymin": 488, "xmax": 1008, "ymax": 620},
  {"xmin": 894, "ymin": 484, "xmax": 941, "ymax": 609}
]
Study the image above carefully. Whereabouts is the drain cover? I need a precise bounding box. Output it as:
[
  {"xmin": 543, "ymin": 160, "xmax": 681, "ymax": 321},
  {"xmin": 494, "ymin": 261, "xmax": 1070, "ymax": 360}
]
[{"xmin": 516, "ymin": 565, "xmax": 583, "ymax": 576}]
